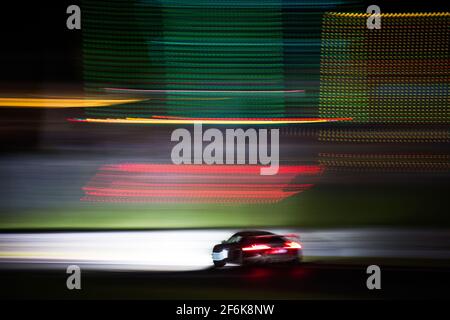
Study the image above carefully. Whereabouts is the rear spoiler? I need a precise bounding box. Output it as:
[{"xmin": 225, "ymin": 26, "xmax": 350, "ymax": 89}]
[
  {"xmin": 250, "ymin": 233, "xmax": 301, "ymax": 241},
  {"xmin": 283, "ymin": 233, "xmax": 301, "ymax": 241}
]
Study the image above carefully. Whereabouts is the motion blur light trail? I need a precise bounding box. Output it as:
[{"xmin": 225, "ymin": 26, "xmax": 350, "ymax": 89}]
[
  {"xmin": 1, "ymin": 229, "xmax": 450, "ymax": 271},
  {"xmin": 82, "ymin": 164, "xmax": 323, "ymax": 203},
  {"xmin": 82, "ymin": 0, "xmax": 357, "ymax": 119},
  {"xmin": 318, "ymin": 11, "xmax": 449, "ymax": 174},
  {"xmin": 105, "ymin": 88, "xmax": 305, "ymax": 94},
  {"xmin": 69, "ymin": 116, "xmax": 351, "ymax": 125},
  {"xmin": 319, "ymin": 12, "xmax": 449, "ymax": 124},
  {"xmin": 319, "ymin": 153, "xmax": 450, "ymax": 173},
  {"xmin": 0, "ymin": 98, "xmax": 142, "ymax": 108},
  {"xmin": 318, "ymin": 127, "xmax": 450, "ymax": 143}
]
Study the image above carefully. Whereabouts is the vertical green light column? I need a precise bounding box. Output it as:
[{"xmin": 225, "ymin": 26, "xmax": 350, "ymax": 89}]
[{"xmin": 156, "ymin": 0, "xmax": 285, "ymax": 118}]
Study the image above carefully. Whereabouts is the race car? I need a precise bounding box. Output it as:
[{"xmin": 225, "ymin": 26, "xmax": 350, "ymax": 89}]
[{"xmin": 211, "ymin": 230, "xmax": 302, "ymax": 267}]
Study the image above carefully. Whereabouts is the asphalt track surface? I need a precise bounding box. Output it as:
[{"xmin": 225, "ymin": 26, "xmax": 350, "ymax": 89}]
[{"xmin": 1, "ymin": 262, "xmax": 450, "ymax": 299}]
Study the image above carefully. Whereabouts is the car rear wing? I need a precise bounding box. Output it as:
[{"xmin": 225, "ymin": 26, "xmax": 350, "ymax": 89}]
[
  {"xmin": 283, "ymin": 233, "xmax": 301, "ymax": 241},
  {"xmin": 250, "ymin": 233, "xmax": 301, "ymax": 241}
]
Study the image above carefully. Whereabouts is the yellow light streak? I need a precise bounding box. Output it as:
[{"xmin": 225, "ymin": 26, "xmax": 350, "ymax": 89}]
[
  {"xmin": 72, "ymin": 117, "xmax": 351, "ymax": 125},
  {"xmin": 0, "ymin": 98, "xmax": 142, "ymax": 108}
]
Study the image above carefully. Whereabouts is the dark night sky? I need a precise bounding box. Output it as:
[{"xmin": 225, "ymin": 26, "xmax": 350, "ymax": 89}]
[{"xmin": 0, "ymin": 2, "xmax": 82, "ymax": 90}]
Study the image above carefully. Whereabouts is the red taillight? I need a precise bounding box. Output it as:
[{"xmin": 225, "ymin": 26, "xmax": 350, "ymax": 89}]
[
  {"xmin": 242, "ymin": 244, "xmax": 271, "ymax": 251},
  {"xmin": 284, "ymin": 241, "xmax": 302, "ymax": 249}
]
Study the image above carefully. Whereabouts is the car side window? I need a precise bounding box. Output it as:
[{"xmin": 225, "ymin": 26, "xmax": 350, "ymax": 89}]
[{"xmin": 226, "ymin": 235, "xmax": 242, "ymax": 243}]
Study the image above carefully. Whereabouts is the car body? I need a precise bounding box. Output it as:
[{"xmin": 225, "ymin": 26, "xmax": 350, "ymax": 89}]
[{"xmin": 212, "ymin": 230, "xmax": 303, "ymax": 267}]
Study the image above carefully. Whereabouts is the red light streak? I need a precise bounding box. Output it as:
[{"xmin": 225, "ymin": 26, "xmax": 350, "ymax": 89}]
[{"xmin": 81, "ymin": 164, "xmax": 323, "ymax": 204}]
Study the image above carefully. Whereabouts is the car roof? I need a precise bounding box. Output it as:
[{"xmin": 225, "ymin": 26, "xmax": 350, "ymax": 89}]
[{"xmin": 231, "ymin": 230, "xmax": 275, "ymax": 238}]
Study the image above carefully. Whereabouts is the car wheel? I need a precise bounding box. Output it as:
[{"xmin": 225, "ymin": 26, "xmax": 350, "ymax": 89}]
[{"xmin": 213, "ymin": 260, "xmax": 226, "ymax": 268}]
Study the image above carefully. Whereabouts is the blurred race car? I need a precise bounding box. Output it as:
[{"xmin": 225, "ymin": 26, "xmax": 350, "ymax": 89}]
[{"xmin": 212, "ymin": 230, "xmax": 302, "ymax": 267}]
